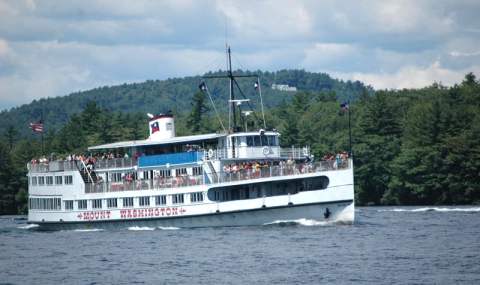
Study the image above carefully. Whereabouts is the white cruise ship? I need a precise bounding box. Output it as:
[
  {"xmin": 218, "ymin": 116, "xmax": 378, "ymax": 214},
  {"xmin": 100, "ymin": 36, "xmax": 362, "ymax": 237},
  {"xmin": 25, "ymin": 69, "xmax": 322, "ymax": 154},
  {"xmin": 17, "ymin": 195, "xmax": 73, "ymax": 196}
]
[{"xmin": 27, "ymin": 47, "xmax": 354, "ymax": 230}]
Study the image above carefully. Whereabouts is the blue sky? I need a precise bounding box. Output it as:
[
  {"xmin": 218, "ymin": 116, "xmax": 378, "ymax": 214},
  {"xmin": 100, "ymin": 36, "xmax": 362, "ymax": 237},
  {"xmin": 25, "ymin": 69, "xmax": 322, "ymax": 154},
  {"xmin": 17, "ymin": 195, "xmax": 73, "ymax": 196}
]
[{"xmin": 1, "ymin": 0, "xmax": 479, "ymax": 110}]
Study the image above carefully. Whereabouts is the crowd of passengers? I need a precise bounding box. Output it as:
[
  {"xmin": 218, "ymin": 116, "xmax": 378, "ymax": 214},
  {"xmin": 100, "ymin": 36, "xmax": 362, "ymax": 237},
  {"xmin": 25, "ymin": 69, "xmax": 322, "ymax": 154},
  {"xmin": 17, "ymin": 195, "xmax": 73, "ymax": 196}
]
[
  {"xmin": 30, "ymin": 150, "xmax": 350, "ymax": 173},
  {"xmin": 29, "ymin": 151, "xmax": 136, "ymax": 166}
]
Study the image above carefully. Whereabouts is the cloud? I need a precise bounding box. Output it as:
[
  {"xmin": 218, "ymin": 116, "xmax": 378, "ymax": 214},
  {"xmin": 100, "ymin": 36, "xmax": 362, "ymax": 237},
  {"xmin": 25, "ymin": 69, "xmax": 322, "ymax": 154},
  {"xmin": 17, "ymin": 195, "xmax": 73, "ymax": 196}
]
[
  {"xmin": 1, "ymin": 0, "xmax": 480, "ymax": 110},
  {"xmin": 338, "ymin": 61, "xmax": 480, "ymax": 89},
  {"xmin": 449, "ymin": 50, "xmax": 480, "ymax": 57}
]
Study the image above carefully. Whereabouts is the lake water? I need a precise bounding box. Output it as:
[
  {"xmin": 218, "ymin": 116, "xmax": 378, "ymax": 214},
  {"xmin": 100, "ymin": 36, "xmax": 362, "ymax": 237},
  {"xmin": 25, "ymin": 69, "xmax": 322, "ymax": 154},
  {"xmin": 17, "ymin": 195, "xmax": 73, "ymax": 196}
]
[{"xmin": 1, "ymin": 206, "xmax": 480, "ymax": 284}]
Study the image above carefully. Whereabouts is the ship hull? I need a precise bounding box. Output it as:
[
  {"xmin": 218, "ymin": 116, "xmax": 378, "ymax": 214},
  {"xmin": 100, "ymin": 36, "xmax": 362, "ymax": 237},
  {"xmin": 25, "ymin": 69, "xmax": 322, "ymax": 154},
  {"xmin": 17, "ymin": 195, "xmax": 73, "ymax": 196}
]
[{"xmin": 32, "ymin": 200, "xmax": 354, "ymax": 231}]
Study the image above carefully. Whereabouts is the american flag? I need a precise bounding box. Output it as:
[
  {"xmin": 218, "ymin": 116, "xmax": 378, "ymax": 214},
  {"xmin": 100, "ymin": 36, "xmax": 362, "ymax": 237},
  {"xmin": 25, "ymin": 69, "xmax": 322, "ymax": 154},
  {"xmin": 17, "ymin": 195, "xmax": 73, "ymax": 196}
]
[
  {"xmin": 150, "ymin": 121, "xmax": 159, "ymax": 134},
  {"xmin": 29, "ymin": 121, "xmax": 44, "ymax": 133}
]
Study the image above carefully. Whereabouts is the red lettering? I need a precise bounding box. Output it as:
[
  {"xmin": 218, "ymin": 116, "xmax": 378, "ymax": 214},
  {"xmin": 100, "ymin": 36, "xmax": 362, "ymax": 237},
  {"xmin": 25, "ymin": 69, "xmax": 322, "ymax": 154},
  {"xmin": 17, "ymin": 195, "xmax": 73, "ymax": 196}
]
[
  {"xmin": 100, "ymin": 211, "xmax": 105, "ymax": 219},
  {"xmin": 106, "ymin": 211, "xmax": 111, "ymax": 219},
  {"xmin": 133, "ymin": 209, "xmax": 137, "ymax": 218},
  {"xmin": 172, "ymin": 207, "xmax": 178, "ymax": 216},
  {"xmin": 161, "ymin": 208, "xmax": 166, "ymax": 216},
  {"xmin": 154, "ymin": 208, "xmax": 159, "ymax": 216},
  {"xmin": 127, "ymin": 209, "xmax": 132, "ymax": 218},
  {"xmin": 120, "ymin": 210, "xmax": 127, "ymax": 219},
  {"xmin": 166, "ymin": 207, "xmax": 171, "ymax": 216},
  {"xmin": 148, "ymin": 208, "xmax": 154, "ymax": 217},
  {"xmin": 94, "ymin": 211, "xmax": 100, "ymax": 220}
]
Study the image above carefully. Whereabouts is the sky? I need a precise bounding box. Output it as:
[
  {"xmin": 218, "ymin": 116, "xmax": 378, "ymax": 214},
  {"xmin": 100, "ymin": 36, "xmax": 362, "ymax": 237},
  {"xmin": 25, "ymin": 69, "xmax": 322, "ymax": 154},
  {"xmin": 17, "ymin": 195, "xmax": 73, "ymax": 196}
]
[{"xmin": 1, "ymin": 0, "xmax": 480, "ymax": 111}]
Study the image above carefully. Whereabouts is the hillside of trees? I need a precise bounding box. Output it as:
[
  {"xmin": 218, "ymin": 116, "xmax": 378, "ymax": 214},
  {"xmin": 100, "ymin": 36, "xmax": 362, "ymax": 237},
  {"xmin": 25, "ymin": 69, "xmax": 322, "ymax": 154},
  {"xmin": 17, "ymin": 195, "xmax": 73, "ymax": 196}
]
[
  {"xmin": 1, "ymin": 72, "xmax": 479, "ymax": 214},
  {"xmin": 0, "ymin": 69, "xmax": 370, "ymax": 139}
]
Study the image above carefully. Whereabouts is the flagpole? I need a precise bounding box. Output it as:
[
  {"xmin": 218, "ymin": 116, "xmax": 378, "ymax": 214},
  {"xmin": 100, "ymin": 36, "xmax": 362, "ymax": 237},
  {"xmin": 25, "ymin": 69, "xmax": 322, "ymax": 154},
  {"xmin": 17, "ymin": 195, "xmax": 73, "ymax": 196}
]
[
  {"xmin": 41, "ymin": 101, "xmax": 44, "ymax": 156},
  {"xmin": 348, "ymin": 101, "xmax": 352, "ymax": 157}
]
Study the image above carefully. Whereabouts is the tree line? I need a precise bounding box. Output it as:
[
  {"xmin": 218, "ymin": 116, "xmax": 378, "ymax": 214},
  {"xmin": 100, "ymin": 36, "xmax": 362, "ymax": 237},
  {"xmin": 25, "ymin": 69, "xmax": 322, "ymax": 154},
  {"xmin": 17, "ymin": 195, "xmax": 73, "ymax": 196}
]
[{"xmin": 1, "ymin": 73, "xmax": 479, "ymax": 214}]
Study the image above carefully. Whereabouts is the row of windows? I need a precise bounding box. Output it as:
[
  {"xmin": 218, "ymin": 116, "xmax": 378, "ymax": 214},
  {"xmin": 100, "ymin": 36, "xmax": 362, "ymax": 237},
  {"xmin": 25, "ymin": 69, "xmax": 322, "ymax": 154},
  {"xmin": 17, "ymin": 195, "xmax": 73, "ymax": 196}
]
[
  {"xmin": 32, "ymin": 192, "xmax": 206, "ymax": 211},
  {"xmin": 109, "ymin": 167, "xmax": 203, "ymax": 183},
  {"xmin": 30, "ymin": 175, "xmax": 73, "ymax": 186},
  {"xmin": 208, "ymin": 176, "xmax": 329, "ymax": 202},
  {"xmin": 58, "ymin": 193, "xmax": 205, "ymax": 211},
  {"xmin": 29, "ymin": 197, "xmax": 62, "ymax": 210}
]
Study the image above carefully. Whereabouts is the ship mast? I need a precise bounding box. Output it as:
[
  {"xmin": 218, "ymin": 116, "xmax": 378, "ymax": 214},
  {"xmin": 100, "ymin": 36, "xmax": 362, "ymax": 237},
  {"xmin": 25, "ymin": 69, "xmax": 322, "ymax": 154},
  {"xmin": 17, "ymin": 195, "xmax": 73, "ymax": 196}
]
[
  {"xmin": 227, "ymin": 46, "xmax": 236, "ymax": 132},
  {"xmin": 202, "ymin": 45, "xmax": 264, "ymax": 133}
]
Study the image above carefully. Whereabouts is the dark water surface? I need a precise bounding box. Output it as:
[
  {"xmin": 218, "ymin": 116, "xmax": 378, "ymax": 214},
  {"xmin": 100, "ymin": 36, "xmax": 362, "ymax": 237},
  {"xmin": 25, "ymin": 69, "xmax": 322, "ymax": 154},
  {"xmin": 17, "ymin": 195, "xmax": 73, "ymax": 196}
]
[{"xmin": 1, "ymin": 206, "xmax": 480, "ymax": 284}]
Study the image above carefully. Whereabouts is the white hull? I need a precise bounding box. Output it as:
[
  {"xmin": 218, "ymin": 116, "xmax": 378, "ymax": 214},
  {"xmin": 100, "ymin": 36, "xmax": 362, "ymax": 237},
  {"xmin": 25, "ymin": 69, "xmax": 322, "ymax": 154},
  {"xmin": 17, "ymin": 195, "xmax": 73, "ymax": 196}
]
[{"xmin": 32, "ymin": 200, "xmax": 354, "ymax": 231}]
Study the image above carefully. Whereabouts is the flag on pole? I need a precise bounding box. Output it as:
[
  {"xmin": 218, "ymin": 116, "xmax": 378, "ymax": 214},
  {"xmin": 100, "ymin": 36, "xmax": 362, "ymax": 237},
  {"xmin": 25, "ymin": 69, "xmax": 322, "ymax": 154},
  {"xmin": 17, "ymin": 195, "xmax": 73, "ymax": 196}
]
[
  {"xmin": 29, "ymin": 121, "xmax": 44, "ymax": 133},
  {"xmin": 254, "ymin": 81, "xmax": 259, "ymax": 90}
]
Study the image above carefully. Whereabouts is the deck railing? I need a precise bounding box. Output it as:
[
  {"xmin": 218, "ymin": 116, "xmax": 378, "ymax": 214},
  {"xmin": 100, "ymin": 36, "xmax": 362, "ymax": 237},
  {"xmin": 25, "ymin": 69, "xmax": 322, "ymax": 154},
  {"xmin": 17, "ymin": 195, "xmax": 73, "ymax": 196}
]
[
  {"xmin": 27, "ymin": 160, "xmax": 79, "ymax": 173},
  {"xmin": 84, "ymin": 159, "xmax": 350, "ymax": 194}
]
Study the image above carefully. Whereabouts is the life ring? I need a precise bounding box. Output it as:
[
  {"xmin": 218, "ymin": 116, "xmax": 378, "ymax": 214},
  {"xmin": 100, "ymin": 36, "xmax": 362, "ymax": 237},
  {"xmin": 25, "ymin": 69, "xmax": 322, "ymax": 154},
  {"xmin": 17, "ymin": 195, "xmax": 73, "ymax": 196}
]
[
  {"xmin": 262, "ymin": 146, "xmax": 270, "ymax": 156},
  {"xmin": 208, "ymin": 149, "xmax": 214, "ymax": 158}
]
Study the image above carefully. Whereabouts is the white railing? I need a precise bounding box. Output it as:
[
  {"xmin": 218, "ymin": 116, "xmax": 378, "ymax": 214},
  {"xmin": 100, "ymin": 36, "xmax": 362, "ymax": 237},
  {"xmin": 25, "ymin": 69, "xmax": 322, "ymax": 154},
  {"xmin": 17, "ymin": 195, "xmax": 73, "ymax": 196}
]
[
  {"xmin": 205, "ymin": 146, "xmax": 310, "ymax": 160},
  {"xmin": 84, "ymin": 159, "xmax": 350, "ymax": 194},
  {"xmin": 94, "ymin": 157, "xmax": 137, "ymax": 170},
  {"xmin": 85, "ymin": 175, "xmax": 204, "ymax": 193},
  {"xmin": 27, "ymin": 160, "xmax": 79, "ymax": 173}
]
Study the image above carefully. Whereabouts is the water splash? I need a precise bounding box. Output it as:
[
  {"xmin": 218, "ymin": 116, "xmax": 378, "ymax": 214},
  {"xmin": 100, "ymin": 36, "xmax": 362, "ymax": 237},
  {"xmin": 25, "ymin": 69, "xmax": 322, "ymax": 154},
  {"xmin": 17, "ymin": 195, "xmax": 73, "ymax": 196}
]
[
  {"xmin": 17, "ymin": 224, "xmax": 39, "ymax": 229},
  {"xmin": 158, "ymin": 226, "xmax": 180, "ymax": 230},
  {"xmin": 128, "ymin": 226, "xmax": 156, "ymax": 231},
  {"xmin": 378, "ymin": 207, "xmax": 480, "ymax": 213},
  {"xmin": 264, "ymin": 218, "xmax": 333, "ymax": 227},
  {"xmin": 73, "ymin": 228, "xmax": 104, "ymax": 232}
]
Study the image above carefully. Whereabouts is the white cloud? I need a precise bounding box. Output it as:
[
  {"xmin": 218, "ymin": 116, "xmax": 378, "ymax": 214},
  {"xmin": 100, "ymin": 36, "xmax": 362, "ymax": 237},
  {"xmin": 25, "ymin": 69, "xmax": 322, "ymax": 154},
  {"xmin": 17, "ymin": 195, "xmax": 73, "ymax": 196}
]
[
  {"xmin": 339, "ymin": 61, "xmax": 480, "ymax": 89},
  {"xmin": 450, "ymin": 50, "xmax": 480, "ymax": 57},
  {"xmin": 1, "ymin": 0, "xmax": 480, "ymax": 110},
  {"xmin": 0, "ymin": 38, "xmax": 9, "ymax": 56}
]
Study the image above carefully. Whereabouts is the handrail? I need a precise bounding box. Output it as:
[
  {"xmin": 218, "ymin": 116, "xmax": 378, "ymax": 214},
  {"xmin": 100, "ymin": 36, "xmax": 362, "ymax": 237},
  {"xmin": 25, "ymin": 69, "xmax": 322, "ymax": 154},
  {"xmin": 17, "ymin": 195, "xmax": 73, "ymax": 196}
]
[
  {"xmin": 79, "ymin": 160, "xmax": 94, "ymax": 183},
  {"xmin": 84, "ymin": 159, "xmax": 350, "ymax": 194}
]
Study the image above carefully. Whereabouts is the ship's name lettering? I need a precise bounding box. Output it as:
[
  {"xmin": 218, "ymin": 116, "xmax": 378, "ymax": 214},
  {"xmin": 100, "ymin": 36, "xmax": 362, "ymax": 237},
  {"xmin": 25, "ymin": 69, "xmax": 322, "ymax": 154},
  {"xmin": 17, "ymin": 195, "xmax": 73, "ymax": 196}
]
[
  {"xmin": 120, "ymin": 207, "xmax": 186, "ymax": 219},
  {"xmin": 78, "ymin": 210, "xmax": 111, "ymax": 221}
]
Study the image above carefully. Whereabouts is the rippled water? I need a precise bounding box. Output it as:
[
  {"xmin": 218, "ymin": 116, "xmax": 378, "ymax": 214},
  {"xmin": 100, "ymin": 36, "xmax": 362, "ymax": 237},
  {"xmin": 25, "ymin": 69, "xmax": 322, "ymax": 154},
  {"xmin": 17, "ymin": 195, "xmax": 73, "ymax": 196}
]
[{"xmin": 1, "ymin": 206, "xmax": 480, "ymax": 284}]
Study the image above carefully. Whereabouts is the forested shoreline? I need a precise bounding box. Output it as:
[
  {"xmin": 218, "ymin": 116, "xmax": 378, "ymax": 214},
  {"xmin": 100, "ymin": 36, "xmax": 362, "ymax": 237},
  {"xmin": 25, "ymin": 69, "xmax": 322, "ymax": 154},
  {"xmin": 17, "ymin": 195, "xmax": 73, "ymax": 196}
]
[{"xmin": 1, "ymin": 73, "xmax": 479, "ymax": 214}]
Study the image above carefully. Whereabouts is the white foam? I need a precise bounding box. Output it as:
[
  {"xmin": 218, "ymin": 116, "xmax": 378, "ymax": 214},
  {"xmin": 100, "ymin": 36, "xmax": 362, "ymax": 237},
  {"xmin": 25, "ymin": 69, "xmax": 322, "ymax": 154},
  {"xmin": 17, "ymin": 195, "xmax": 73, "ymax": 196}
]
[
  {"xmin": 128, "ymin": 226, "xmax": 156, "ymax": 231},
  {"xmin": 378, "ymin": 207, "xmax": 480, "ymax": 213},
  {"xmin": 158, "ymin": 226, "xmax": 180, "ymax": 230},
  {"xmin": 73, "ymin": 228, "xmax": 104, "ymax": 232},
  {"xmin": 17, "ymin": 224, "xmax": 39, "ymax": 229},
  {"xmin": 264, "ymin": 218, "xmax": 332, "ymax": 226}
]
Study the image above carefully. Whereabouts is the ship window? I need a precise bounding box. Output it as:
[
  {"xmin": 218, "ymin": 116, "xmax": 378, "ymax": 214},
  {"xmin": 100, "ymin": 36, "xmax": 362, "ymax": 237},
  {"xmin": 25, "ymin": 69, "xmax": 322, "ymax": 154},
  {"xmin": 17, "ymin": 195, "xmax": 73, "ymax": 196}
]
[
  {"xmin": 64, "ymin": 200, "xmax": 73, "ymax": 210},
  {"xmin": 261, "ymin": 136, "xmax": 268, "ymax": 146},
  {"xmin": 111, "ymin": 172, "xmax": 122, "ymax": 182},
  {"xmin": 246, "ymin": 136, "xmax": 253, "ymax": 146},
  {"xmin": 254, "ymin": 136, "xmax": 261, "ymax": 146},
  {"xmin": 38, "ymin": 176, "xmax": 45, "ymax": 186},
  {"xmin": 107, "ymin": 198, "xmax": 118, "ymax": 208},
  {"xmin": 92, "ymin": 199, "xmax": 102, "ymax": 209},
  {"xmin": 172, "ymin": 194, "xmax": 184, "ymax": 204},
  {"xmin": 55, "ymin": 176, "xmax": 63, "ymax": 185},
  {"xmin": 78, "ymin": 200, "xmax": 87, "ymax": 210},
  {"xmin": 155, "ymin": 195, "xmax": 166, "ymax": 205},
  {"xmin": 64, "ymin": 175, "xmax": 73, "ymax": 185},
  {"xmin": 207, "ymin": 176, "xmax": 329, "ymax": 202},
  {"xmin": 123, "ymin": 197, "xmax": 134, "ymax": 208},
  {"xmin": 46, "ymin": 176, "xmax": 53, "ymax": 185},
  {"xmin": 166, "ymin": 122, "xmax": 173, "ymax": 131},
  {"xmin": 192, "ymin": 166, "xmax": 202, "ymax": 176},
  {"xmin": 190, "ymin": 192, "xmax": 204, "ymax": 203},
  {"xmin": 175, "ymin": 168, "xmax": 187, "ymax": 176},
  {"xmin": 158, "ymin": 169, "xmax": 171, "ymax": 177},
  {"xmin": 31, "ymin": 176, "xmax": 37, "ymax": 186},
  {"xmin": 139, "ymin": 196, "xmax": 150, "ymax": 206},
  {"xmin": 268, "ymin": 136, "xmax": 277, "ymax": 146}
]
